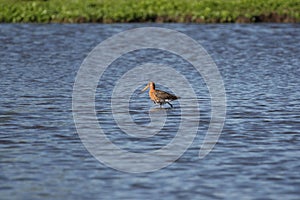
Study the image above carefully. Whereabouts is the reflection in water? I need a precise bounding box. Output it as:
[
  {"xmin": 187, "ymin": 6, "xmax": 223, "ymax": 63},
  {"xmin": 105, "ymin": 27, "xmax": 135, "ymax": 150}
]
[{"xmin": 149, "ymin": 107, "xmax": 173, "ymax": 112}]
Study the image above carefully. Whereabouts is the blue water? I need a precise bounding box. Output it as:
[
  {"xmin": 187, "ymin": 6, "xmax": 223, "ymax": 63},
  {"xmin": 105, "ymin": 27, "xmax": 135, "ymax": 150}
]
[{"xmin": 0, "ymin": 23, "xmax": 300, "ymax": 199}]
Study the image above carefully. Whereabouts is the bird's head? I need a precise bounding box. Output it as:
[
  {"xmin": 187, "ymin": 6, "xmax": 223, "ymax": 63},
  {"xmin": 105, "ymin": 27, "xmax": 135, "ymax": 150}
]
[{"xmin": 141, "ymin": 81, "xmax": 155, "ymax": 92}]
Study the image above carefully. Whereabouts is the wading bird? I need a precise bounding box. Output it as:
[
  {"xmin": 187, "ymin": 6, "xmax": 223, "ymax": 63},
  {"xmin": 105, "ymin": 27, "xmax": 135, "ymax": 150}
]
[{"xmin": 141, "ymin": 82, "xmax": 179, "ymax": 108}]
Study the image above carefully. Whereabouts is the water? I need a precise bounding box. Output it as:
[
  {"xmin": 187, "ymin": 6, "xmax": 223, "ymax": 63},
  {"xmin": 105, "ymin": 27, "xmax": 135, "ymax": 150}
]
[{"xmin": 1, "ymin": 23, "xmax": 300, "ymax": 199}]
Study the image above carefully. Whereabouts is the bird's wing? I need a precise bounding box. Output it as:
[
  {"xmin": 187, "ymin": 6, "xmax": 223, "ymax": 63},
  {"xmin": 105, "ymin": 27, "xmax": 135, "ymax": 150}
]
[{"xmin": 155, "ymin": 90, "xmax": 178, "ymax": 101}]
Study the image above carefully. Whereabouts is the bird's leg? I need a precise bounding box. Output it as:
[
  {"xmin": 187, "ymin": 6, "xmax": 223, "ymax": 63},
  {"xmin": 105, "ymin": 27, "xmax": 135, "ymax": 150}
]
[{"xmin": 167, "ymin": 102, "xmax": 173, "ymax": 108}]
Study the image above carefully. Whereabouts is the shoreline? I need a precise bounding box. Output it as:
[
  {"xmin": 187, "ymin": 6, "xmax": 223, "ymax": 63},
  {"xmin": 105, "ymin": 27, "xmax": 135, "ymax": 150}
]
[{"xmin": 1, "ymin": 0, "xmax": 299, "ymax": 23}]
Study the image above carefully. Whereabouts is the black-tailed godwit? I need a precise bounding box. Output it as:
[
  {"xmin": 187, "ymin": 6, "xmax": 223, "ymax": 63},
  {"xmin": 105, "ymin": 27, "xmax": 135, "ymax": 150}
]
[{"xmin": 141, "ymin": 82, "xmax": 179, "ymax": 108}]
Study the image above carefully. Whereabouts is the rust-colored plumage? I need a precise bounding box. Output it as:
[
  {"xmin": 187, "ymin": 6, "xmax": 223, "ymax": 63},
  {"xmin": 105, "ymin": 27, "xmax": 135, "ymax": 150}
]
[{"xmin": 141, "ymin": 82, "xmax": 179, "ymax": 108}]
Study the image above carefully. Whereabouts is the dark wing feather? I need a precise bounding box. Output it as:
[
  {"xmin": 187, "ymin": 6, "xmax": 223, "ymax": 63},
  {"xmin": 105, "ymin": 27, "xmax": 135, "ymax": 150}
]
[{"xmin": 154, "ymin": 90, "xmax": 179, "ymax": 102}]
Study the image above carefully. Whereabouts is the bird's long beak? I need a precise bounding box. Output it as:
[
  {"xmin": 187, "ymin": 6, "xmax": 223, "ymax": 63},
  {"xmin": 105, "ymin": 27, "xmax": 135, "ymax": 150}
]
[{"xmin": 141, "ymin": 84, "xmax": 149, "ymax": 93}]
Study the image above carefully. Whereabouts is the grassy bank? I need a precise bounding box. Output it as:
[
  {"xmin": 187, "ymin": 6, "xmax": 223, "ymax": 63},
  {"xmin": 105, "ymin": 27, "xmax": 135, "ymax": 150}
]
[{"xmin": 0, "ymin": 0, "xmax": 299, "ymax": 23}]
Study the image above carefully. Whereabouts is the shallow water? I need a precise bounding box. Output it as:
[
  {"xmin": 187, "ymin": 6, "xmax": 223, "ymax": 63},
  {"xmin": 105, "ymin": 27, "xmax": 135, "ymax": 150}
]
[{"xmin": 0, "ymin": 23, "xmax": 300, "ymax": 199}]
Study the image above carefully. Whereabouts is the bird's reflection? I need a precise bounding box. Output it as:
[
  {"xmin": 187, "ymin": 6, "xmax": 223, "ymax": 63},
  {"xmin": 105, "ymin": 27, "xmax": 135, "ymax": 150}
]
[{"xmin": 149, "ymin": 107, "xmax": 172, "ymax": 113}]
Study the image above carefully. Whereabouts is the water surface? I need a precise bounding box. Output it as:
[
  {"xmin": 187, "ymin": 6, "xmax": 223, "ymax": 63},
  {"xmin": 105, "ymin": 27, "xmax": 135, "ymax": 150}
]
[{"xmin": 0, "ymin": 23, "xmax": 300, "ymax": 199}]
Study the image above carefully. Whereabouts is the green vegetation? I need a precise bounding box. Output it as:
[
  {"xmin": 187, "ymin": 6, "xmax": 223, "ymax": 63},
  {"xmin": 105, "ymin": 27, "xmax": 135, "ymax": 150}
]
[{"xmin": 0, "ymin": 0, "xmax": 299, "ymax": 23}]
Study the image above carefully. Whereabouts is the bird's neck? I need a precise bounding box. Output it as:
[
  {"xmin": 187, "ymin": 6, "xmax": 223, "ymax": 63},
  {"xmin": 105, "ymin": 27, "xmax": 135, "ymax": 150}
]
[{"xmin": 149, "ymin": 87, "xmax": 155, "ymax": 93}]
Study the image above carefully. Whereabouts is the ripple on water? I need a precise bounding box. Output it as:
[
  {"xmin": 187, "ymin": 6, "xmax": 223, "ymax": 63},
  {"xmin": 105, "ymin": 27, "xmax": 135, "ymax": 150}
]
[{"xmin": 0, "ymin": 23, "xmax": 300, "ymax": 200}]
